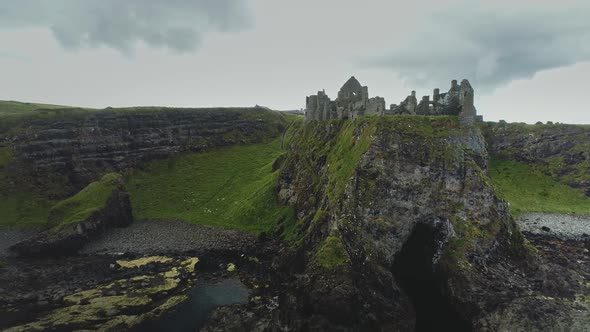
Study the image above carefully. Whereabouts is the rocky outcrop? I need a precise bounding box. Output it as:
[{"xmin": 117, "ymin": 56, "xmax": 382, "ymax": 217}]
[
  {"xmin": 271, "ymin": 117, "xmax": 526, "ymax": 330},
  {"xmin": 482, "ymin": 122, "xmax": 590, "ymax": 195},
  {"xmin": 212, "ymin": 116, "xmax": 587, "ymax": 331},
  {"xmin": 0, "ymin": 107, "xmax": 288, "ymax": 194},
  {"xmin": 10, "ymin": 173, "xmax": 133, "ymax": 257}
]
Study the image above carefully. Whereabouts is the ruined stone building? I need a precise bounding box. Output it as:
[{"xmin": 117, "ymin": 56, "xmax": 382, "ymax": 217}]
[
  {"xmin": 305, "ymin": 77, "xmax": 481, "ymax": 124},
  {"xmin": 304, "ymin": 76, "xmax": 386, "ymax": 123}
]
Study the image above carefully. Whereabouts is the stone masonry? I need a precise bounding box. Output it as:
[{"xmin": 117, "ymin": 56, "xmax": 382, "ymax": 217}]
[
  {"xmin": 305, "ymin": 76, "xmax": 480, "ymax": 125},
  {"xmin": 304, "ymin": 76, "xmax": 386, "ymax": 123}
]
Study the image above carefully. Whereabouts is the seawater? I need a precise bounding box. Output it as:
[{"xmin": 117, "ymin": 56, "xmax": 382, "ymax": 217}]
[{"xmin": 145, "ymin": 278, "xmax": 250, "ymax": 332}]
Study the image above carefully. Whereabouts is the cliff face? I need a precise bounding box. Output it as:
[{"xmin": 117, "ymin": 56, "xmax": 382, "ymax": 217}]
[
  {"xmin": 0, "ymin": 107, "xmax": 287, "ymax": 195},
  {"xmin": 482, "ymin": 122, "xmax": 590, "ymax": 196},
  {"xmin": 273, "ymin": 117, "xmax": 584, "ymax": 331}
]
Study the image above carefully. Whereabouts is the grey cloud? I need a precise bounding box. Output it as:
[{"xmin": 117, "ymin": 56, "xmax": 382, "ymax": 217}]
[
  {"xmin": 0, "ymin": 51, "xmax": 32, "ymax": 62},
  {"xmin": 0, "ymin": 0, "xmax": 252, "ymax": 53},
  {"xmin": 360, "ymin": 3, "xmax": 590, "ymax": 91}
]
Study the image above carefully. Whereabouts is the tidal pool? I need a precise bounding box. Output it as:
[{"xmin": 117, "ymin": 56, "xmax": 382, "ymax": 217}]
[{"xmin": 145, "ymin": 278, "xmax": 250, "ymax": 332}]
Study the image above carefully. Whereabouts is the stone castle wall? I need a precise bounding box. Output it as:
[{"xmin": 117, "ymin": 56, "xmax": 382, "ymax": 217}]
[{"xmin": 305, "ymin": 77, "xmax": 481, "ymax": 125}]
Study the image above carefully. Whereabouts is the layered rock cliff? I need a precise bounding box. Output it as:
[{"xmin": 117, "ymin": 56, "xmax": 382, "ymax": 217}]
[{"xmin": 0, "ymin": 107, "xmax": 288, "ymax": 197}]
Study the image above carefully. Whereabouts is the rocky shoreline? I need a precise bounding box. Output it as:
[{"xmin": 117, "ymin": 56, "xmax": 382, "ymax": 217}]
[
  {"xmin": 2, "ymin": 216, "xmax": 589, "ymax": 331},
  {"xmin": 517, "ymin": 212, "xmax": 590, "ymax": 241},
  {"xmin": 81, "ymin": 219, "xmax": 258, "ymax": 256},
  {"xmin": 0, "ymin": 220, "xmax": 274, "ymax": 331},
  {"xmin": 1, "ymin": 219, "xmax": 258, "ymax": 258},
  {"xmin": 0, "ymin": 254, "xmax": 201, "ymax": 330},
  {"xmin": 0, "ymin": 228, "xmax": 40, "ymax": 258},
  {"xmin": 198, "ymin": 223, "xmax": 590, "ymax": 332}
]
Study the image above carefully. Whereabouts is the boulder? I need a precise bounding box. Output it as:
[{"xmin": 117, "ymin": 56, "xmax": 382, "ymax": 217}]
[{"xmin": 10, "ymin": 173, "xmax": 132, "ymax": 257}]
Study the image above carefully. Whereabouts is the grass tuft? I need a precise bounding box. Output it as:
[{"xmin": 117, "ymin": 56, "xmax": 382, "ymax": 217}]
[{"xmin": 314, "ymin": 235, "xmax": 349, "ymax": 269}]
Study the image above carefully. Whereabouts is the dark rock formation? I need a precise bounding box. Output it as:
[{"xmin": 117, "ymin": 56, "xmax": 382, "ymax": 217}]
[
  {"xmin": 273, "ymin": 117, "xmax": 533, "ymax": 330},
  {"xmin": 10, "ymin": 174, "xmax": 133, "ymax": 257}
]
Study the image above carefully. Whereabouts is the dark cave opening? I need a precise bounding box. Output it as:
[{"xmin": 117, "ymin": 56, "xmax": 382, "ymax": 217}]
[{"xmin": 393, "ymin": 223, "xmax": 472, "ymax": 332}]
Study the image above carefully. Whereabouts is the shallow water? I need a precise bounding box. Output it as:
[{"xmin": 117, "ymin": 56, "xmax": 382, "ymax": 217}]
[{"xmin": 145, "ymin": 278, "xmax": 250, "ymax": 332}]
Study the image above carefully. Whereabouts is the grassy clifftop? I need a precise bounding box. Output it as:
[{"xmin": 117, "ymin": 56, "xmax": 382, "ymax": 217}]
[{"xmin": 0, "ymin": 100, "xmax": 78, "ymax": 115}]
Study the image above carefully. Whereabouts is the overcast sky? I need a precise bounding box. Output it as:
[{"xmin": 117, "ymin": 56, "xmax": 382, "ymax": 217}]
[{"xmin": 1, "ymin": 0, "xmax": 589, "ymax": 123}]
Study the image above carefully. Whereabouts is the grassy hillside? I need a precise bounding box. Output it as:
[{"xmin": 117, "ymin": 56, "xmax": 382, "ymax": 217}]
[
  {"xmin": 126, "ymin": 121, "xmax": 300, "ymax": 233},
  {"xmin": 489, "ymin": 158, "xmax": 590, "ymax": 215}
]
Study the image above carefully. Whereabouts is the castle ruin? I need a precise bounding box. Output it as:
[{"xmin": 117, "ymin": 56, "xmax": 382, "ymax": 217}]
[
  {"xmin": 304, "ymin": 77, "xmax": 481, "ymax": 124},
  {"xmin": 305, "ymin": 76, "xmax": 385, "ymax": 123}
]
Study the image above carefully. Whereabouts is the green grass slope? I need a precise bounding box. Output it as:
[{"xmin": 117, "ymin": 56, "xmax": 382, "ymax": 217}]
[
  {"xmin": 489, "ymin": 158, "xmax": 590, "ymax": 215},
  {"xmin": 126, "ymin": 121, "xmax": 300, "ymax": 233}
]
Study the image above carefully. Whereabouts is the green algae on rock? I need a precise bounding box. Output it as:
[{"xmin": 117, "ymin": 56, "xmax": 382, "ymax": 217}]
[
  {"xmin": 5, "ymin": 256, "xmax": 198, "ymax": 331},
  {"xmin": 314, "ymin": 235, "xmax": 350, "ymax": 269},
  {"xmin": 116, "ymin": 256, "xmax": 174, "ymax": 269}
]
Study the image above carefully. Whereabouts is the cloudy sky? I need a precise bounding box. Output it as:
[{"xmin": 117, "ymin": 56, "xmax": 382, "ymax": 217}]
[{"xmin": 1, "ymin": 0, "xmax": 589, "ymax": 123}]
